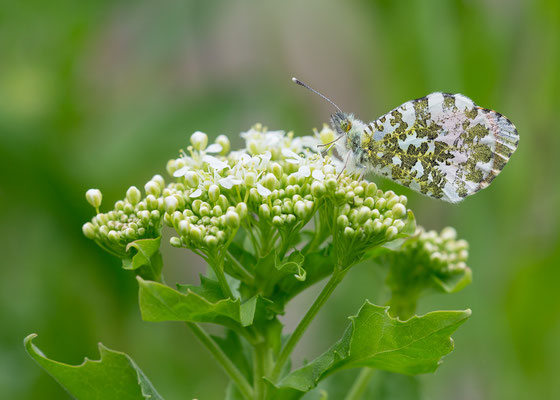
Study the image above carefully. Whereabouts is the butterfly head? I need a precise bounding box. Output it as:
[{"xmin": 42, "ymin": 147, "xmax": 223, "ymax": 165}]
[{"xmin": 330, "ymin": 112, "xmax": 353, "ymax": 136}]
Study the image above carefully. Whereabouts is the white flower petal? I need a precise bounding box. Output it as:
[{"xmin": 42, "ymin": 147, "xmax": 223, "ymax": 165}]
[
  {"xmin": 286, "ymin": 158, "xmax": 300, "ymax": 164},
  {"xmin": 189, "ymin": 188, "xmax": 202, "ymax": 198},
  {"xmin": 205, "ymin": 143, "xmax": 223, "ymax": 153},
  {"xmin": 173, "ymin": 166, "xmax": 190, "ymax": 177},
  {"xmin": 312, "ymin": 169, "xmax": 325, "ymax": 181},
  {"xmin": 256, "ymin": 183, "xmax": 272, "ymax": 197},
  {"xmin": 282, "ymin": 148, "xmax": 300, "ymax": 159},
  {"xmin": 299, "ymin": 165, "xmax": 311, "ymax": 177},
  {"xmin": 218, "ymin": 177, "xmax": 242, "ymax": 189},
  {"xmin": 202, "ymin": 155, "xmax": 229, "ymax": 171}
]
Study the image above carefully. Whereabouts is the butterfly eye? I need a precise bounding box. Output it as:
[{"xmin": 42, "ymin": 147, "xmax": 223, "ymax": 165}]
[{"xmin": 341, "ymin": 120, "xmax": 352, "ymax": 132}]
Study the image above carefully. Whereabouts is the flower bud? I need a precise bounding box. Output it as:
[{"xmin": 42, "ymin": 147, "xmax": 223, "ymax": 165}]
[
  {"xmin": 240, "ymin": 173, "xmax": 255, "ymax": 188},
  {"xmin": 344, "ymin": 227, "xmax": 355, "ymax": 238},
  {"xmin": 82, "ymin": 222, "xmax": 96, "ymax": 239},
  {"xmin": 294, "ymin": 201, "xmax": 306, "ymax": 218},
  {"xmin": 85, "ymin": 189, "xmax": 102, "ymax": 210},
  {"xmin": 107, "ymin": 230, "xmax": 119, "ymax": 242},
  {"xmin": 272, "ymin": 216, "xmax": 283, "ymax": 226},
  {"xmin": 263, "ymin": 173, "xmax": 279, "ymax": 190},
  {"xmin": 204, "ymin": 235, "xmax": 218, "ymax": 248},
  {"xmin": 365, "ymin": 182, "xmax": 378, "ymax": 197},
  {"xmin": 357, "ymin": 206, "xmax": 371, "ymax": 223},
  {"xmin": 259, "ymin": 204, "xmax": 271, "ymax": 219},
  {"xmin": 310, "ymin": 181, "xmax": 325, "ymax": 197},
  {"xmin": 164, "ymin": 196, "xmax": 179, "ymax": 213},
  {"xmin": 225, "ymin": 210, "xmax": 240, "ymax": 228},
  {"xmin": 190, "ymin": 131, "xmax": 208, "ymax": 150},
  {"xmin": 236, "ymin": 202, "xmax": 248, "ymax": 219},
  {"xmin": 216, "ymin": 134, "xmax": 230, "ymax": 154},
  {"xmin": 208, "ymin": 184, "xmax": 220, "ymax": 202},
  {"xmin": 286, "ymin": 214, "xmax": 297, "ymax": 224},
  {"xmin": 146, "ymin": 195, "xmax": 158, "ymax": 210},
  {"xmin": 375, "ymin": 198, "xmax": 386, "ymax": 210},
  {"xmin": 170, "ymin": 236, "xmax": 182, "ymax": 247},
  {"xmin": 385, "ymin": 226, "xmax": 398, "ymax": 240},
  {"xmin": 126, "ymin": 186, "xmax": 142, "ymax": 205},
  {"xmin": 144, "ymin": 180, "xmax": 161, "ymax": 197},
  {"xmin": 325, "ymin": 178, "xmax": 337, "ymax": 192},
  {"xmin": 212, "ymin": 205, "xmax": 223, "ymax": 217},
  {"xmin": 271, "ymin": 162, "xmax": 283, "ymax": 179},
  {"xmin": 392, "ymin": 203, "xmax": 407, "ymax": 219},
  {"xmin": 337, "ymin": 214, "xmax": 349, "ymax": 228},
  {"xmin": 185, "ymin": 171, "xmax": 199, "ymax": 188},
  {"xmin": 178, "ymin": 220, "xmax": 190, "ymax": 235}
]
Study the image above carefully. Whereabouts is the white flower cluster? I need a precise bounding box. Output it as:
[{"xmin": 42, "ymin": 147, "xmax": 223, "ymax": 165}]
[
  {"xmin": 407, "ymin": 226, "xmax": 469, "ymax": 274},
  {"xmin": 83, "ymin": 125, "xmax": 414, "ymax": 260}
]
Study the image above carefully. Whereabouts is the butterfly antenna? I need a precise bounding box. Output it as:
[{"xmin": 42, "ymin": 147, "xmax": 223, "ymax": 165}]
[{"xmin": 292, "ymin": 77, "xmax": 343, "ymax": 113}]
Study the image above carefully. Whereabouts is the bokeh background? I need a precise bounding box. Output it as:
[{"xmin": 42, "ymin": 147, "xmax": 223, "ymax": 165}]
[{"xmin": 1, "ymin": 0, "xmax": 559, "ymax": 399}]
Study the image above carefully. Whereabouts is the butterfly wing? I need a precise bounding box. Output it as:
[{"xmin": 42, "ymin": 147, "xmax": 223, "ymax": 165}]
[{"xmin": 362, "ymin": 92, "xmax": 518, "ymax": 202}]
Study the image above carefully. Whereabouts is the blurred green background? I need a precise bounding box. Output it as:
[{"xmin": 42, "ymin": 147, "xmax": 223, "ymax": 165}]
[{"xmin": 1, "ymin": 0, "xmax": 559, "ymax": 399}]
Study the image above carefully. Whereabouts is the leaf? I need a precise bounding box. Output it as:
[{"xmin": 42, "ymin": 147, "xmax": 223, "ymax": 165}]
[
  {"xmin": 139, "ymin": 277, "xmax": 268, "ymax": 328},
  {"xmin": 24, "ymin": 334, "xmax": 163, "ymax": 400},
  {"xmin": 277, "ymin": 302, "xmax": 470, "ymax": 393},
  {"xmin": 276, "ymin": 251, "xmax": 306, "ymax": 282},
  {"xmin": 122, "ymin": 237, "xmax": 163, "ymax": 282},
  {"xmin": 138, "ymin": 277, "xmax": 246, "ymax": 326}
]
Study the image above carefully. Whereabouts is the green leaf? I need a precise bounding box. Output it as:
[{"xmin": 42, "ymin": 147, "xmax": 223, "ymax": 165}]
[
  {"xmin": 122, "ymin": 237, "xmax": 163, "ymax": 282},
  {"xmin": 138, "ymin": 277, "xmax": 268, "ymax": 328},
  {"xmin": 277, "ymin": 302, "xmax": 470, "ymax": 393},
  {"xmin": 24, "ymin": 334, "xmax": 163, "ymax": 400}
]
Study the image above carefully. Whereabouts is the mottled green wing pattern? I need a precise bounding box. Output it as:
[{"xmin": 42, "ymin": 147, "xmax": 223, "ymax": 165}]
[{"xmin": 355, "ymin": 93, "xmax": 518, "ymax": 202}]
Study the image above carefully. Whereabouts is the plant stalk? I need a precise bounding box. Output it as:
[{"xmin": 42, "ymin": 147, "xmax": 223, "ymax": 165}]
[
  {"xmin": 186, "ymin": 322, "xmax": 253, "ymax": 400},
  {"xmin": 344, "ymin": 368, "xmax": 375, "ymax": 400},
  {"xmin": 270, "ymin": 269, "xmax": 347, "ymax": 382}
]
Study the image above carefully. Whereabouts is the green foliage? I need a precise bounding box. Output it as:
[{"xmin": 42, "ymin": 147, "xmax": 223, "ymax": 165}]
[
  {"xmin": 276, "ymin": 303, "xmax": 470, "ymax": 394},
  {"xmin": 24, "ymin": 334, "xmax": 162, "ymax": 400},
  {"xmin": 26, "ymin": 129, "xmax": 474, "ymax": 399}
]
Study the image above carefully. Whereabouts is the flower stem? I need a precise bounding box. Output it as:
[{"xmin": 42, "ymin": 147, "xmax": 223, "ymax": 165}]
[
  {"xmin": 253, "ymin": 342, "xmax": 267, "ymax": 400},
  {"xmin": 344, "ymin": 368, "xmax": 375, "ymax": 400},
  {"xmin": 226, "ymin": 250, "xmax": 254, "ymax": 284},
  {"xmin": 186, "ymin": 322, "xmax": 254, "ymax": 400},
  {"xmin": 270, "ymin": 269, "xmax": 347, "ymax": 382}
]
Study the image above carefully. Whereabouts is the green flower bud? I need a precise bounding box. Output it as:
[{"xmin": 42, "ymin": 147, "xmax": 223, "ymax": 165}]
[
  {"xmin": 170, "ymin": 236, "xmax": 182, "ymax": 247},
  {"xmin": 190, "ymin": 131, "xmax": 208, "ymax": 150},
  {"xmin": 365, "ymin": 182, "xmax": 378, "ymax": 197},
  {"xmin": 217, "ymin": 195, "xmax": 229, "ymax": 210},
  {"xmin": 272, "ymin": 205, "xmax": 282, "ymax": 216},
  {"xmin": 212, "ymin": 205, "xmax": 223, "ymax": 217},
  {"xmin": 199, "ymin": 204, "xmax": 211, "ymax": 217},
  {"xmin": 146, "ymin": 195, "xmax": 158, "ymax": 210},
  {"xmin": 85, "ymin": 189, "xmax": 102, "ymax": 210},
  {"xmin": 107, "ymin": 230, "xmax": 119, "ymax": 242},
  {"xmin": 272, "ymin": 216, "xmax": 283, "ymax": 226},
  {"xmin": 325, "ymin": 178, "xmax": 337, "ymax": 192},
  {"xmin": 259, "ymin": 204, "xmax": 271, "ymax": 219},
  {"xmin": 123, "ymin": 203, "xmax": 134, "ymax": 214},
  {"xmin": 144, "ymin": 180, "xmax": 161, "ymax": 197},
  {"xmin": 271, "ymin": 162, "xmax": 283, "ymax": 179},
  {"xmin": 115, "ymin": 200, "xmax": 125, "ymax": 211},
  {"xmin": 363, "ymin": 219, "xmax": 375, "ymax": 235},
  {"xmin": 385, "ymin": 226, "xmax": 398, "ymax": 240},
  {"xmin": 236, "ymin": 202, "xmax": 248, "ymax": 219},
  {"xmin": 337, "ymin": 214, "xmax": 349, "ymax": 228},
  {"xmin": 282, "ymin": 201, "xmax": 293, "ymax": 214},
  {"xmin": 185, "ymin": 171, "xmax": 199, "ymax": 188},
  {"xmin": 286, "ymin": 214, "xmax": 297, "ymax": 224},
  {"xmin": 208, "ymin": 184, "xmax": 220, "ymax": 202},
  {"xmin": 441, "ymin": 227, "xmax": 457, "ymax": 241},
  {"xmin": 225, "ymin": 210, "xmax": 240, "ymax": 228},
  {"xmin": 310, "ymin": 181, "xmax": 325, "ymax": 197},
  {"xmin": 138, "ymin": 210, "xmax": 150, "ymax": 223},
  {"xmin": 216, "ymin": 134, "xmax": 230, "ymax": 154},
  {"xmin": 386, "ymin": 196, "xmax": 399, "ymax": 210},
  {"xmin": 392, "ymin": 203, "xmax": 407, "ymax": 219},
  {"xmin": 375, "ymin": 198, "xmax": 386, "ymax": 210},
  {"xmin": 344, "ymin": 227, "xmax": 355, "ymax": 238},
  {"xmin": 126, "ymin": 186, "xmax": 142, "ymax": 205},
  {"xmin": 262, "ymin": 173, "xmax": 279, "ymax": 190},
  {"xmin": 244, "ymin": 172, "xmax": 257, "ymax": 187},
  {"xmin": 204, "ymin": 235, "xmax": 218, "ymax": 248},
  {"xmin": 165, "ymin": 196, "xmax": 178, "ymax": 213},
  {"xmin": 150, "ymin": 210, "xmax": 160, "ymax": 220},
  {"xmin": 82, "ymin": 222, "xmax": 96, "ymax": 239},
  {"xmin": 357, "ymin": 206, "xmax": 371, "ymax": 224},
  {"xmin": 294, "ymin": 200, "xmax": 306, "ymax": 218}
]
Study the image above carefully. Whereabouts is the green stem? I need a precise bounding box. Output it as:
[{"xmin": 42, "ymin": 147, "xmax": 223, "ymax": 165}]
[
  {"xmin": 253, "ymin": 342, "xmax": 266, "ymax": 400},
  {"xmin": 226, "ymin": 250, "xmax": 254, "ymax": 284},
  {"xmin": 270, "ymin": 269, "xmax": 347, "ymax": 381},
  {"xmin": 210, "ymin": 256, "xmax": 234, "ymax": 299},
  {"xmin": 186, "ymin": 322, "xmax": 254, "ymax": 400},
  {"xmin": 344, "ymin": 368, "xmax": 375, "ymax": 400}
]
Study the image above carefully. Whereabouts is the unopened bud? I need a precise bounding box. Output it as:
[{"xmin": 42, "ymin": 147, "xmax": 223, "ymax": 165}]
[
  {"xmin": 144, "ymin": 180, "xmax": 161, "ymax": 197},
  {"xmin": 185, "ymin": 171, "xmax": 199, "ymax": 188},
  {"xmin": 170, "ymin": 236, "xmax": 182, "ymax": 247},
  {"xmin": 216, "ymin": 135, "xmax": 230, "ymax": 154},
  {"xmin": 164, "ymin": 196, "xmax": 179, "ymax": 213},
  {"xmin": 225, "ymin": 210, "xmax": 240, "ymax": 228},
  {"xmin": 190, "ymin": 131, "xmax": 208, "ymax": 150},
  {"xmin": 82, "ymin": 222, "xmax": 96, "ymax": 239},
  {"xmin": 208, "ymin": 184, "xmax": 220, "ymax": 202},
  {"xmin": 85, "ymin": 189, "xmax": 102, "ymax": 210},
  {"xmin": 126, "ymin": 186, "xmax": 142, "ymax": 205}
]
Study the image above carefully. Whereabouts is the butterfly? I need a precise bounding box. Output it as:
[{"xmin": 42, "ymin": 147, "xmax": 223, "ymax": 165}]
[{"xmin": 293, "ymin": 78, "xmax": 519, "ymax": 203}]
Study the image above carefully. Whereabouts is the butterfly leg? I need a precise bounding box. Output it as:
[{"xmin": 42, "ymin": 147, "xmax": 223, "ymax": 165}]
[{"xmin": 337, "ymin": 151, "xmax": 352, "ymax": 180}]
